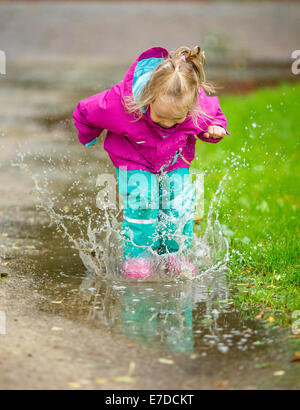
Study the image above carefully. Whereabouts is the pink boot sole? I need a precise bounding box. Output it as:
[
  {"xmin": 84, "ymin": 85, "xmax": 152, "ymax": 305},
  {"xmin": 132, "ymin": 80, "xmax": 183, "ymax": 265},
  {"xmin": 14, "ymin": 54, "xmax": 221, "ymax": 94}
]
[
  {"xmin": 166, "ymin": 253, "xmax": 196, "ymax": 275},
  {"xmin": 122, "ymin": 258, "xmax": 152, "ymax": 279}
]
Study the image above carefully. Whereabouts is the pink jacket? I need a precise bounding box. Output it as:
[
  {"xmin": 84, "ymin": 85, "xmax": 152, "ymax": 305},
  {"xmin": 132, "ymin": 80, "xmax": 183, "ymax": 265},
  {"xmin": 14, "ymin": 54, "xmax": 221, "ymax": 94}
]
[{"xmin": 73, "ymin": 46, "xmax": 229, "ymax": 173}]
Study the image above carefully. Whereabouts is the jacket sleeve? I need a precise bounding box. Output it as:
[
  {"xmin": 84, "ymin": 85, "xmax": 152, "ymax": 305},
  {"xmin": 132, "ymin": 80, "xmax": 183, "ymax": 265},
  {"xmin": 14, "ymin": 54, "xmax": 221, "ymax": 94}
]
[
  {"xmin": 196, "ymin": 87, "xmax": 230, "ymax": 144},
  {"xmin": 72, "ymin": 83, "xmax": 123, "ymax": 147}
]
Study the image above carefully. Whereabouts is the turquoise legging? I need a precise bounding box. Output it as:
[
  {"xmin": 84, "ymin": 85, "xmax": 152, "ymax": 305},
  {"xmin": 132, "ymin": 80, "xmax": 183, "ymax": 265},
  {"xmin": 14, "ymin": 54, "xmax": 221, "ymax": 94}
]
[{"xmin": 116, "ymin": 167, "xmax": 195, "ymax": 259}]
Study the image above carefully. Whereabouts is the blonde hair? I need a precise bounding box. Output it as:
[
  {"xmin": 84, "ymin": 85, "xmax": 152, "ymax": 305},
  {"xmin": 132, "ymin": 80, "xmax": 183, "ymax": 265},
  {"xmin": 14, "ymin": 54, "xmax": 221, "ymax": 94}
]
[{"xmin": 122, "ymin": 45, "xmax": 215, "ymax": 128}]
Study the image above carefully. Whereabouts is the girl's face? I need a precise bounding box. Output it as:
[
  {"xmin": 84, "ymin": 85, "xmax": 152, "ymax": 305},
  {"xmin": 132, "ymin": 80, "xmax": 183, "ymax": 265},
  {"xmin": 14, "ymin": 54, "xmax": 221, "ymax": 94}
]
[{"xmin": 149, "ymin": 99, "xmax": 187, "ymax": 129}]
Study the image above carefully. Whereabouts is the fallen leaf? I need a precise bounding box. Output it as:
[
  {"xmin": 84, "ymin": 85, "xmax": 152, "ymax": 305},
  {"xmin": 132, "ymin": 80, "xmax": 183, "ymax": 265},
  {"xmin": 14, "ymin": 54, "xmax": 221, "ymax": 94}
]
[
  {"xmin": 128, "ymin": 361, "xmax": 135, "ymax": 376},
  {"xmin": 112, "ymin": 376, "xmax": 136, "ymax": 383},
  {"xmin": 291, "ymin": 352, "xmax": 300, "ymax": 363},
  {"xmin": 128, "ymin": 344, "xmax": 134, "ymax": 349},
  {"xmin": 215, "ymin": 380, "xmax": 229, "ymax": 387},
  {"xmin": 67, "ymin": 382, "xmax": 81, "ymax": 389},
  {"xmin": 252, "ymin": 341, "xmax": 265, "ymax": 346},
  {"xmin": 51, "ymin": 326, "xmax": 63, "ymax": 331},
  {"xmin": 273, "ymin": 370, "xmax": 285, "ymax": 376},
  {"xmin": 158, "ymin": 358, "xmax": 174, "ymax": 365},
  {"xmin": 94, "ymin": 378, "xmax": 108, "ymax": 384},
  {"xmin": 0, "ymin": 233, "xmax": 8, "ymax": 237},
  {"xmin": 51, "ymin": 299, "xmax": 64, "ymax": 304},
  {"xmin": 112, "ymin": 361, "xmax": 136, "ymax": 383},
  {"xmin": 255, "ymin": 312, "xmax": 264, "ymax": 319}
]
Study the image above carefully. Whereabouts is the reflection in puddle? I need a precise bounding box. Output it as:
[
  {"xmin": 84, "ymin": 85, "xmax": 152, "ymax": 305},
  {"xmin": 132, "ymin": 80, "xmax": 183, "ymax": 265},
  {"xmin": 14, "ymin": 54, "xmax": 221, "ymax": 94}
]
[
  {"xmin": 20, "ymin": 241, "xmax": 271, "ymax": 358},
  {"xmin": 80, "ymin": 271, "xmax": 228, "ymax": 355},
  {"xmin": 79, "ymin": 270, "xmax": 269, "ymax": 356}
]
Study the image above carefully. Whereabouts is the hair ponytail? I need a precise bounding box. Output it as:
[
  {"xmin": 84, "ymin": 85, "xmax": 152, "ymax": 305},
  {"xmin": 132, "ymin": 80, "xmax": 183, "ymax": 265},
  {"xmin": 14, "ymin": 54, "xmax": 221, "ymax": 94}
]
[{"xmin": 172, "ymin": 45, "xmax": 215, "ymax": 94}]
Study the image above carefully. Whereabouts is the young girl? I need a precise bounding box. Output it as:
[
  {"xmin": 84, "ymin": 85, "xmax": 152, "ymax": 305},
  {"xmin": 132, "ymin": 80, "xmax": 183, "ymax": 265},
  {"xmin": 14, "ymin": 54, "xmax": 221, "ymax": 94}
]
[{"xmin": 73, "ymin": 46, "xmax": 229, "ymax": 279}]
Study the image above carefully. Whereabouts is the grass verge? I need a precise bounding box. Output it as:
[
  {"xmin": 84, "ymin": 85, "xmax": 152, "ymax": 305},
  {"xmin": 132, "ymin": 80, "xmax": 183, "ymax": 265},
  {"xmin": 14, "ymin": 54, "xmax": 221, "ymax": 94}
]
[{"xmin": 192, "ymin": 82, "xmax": 300, "ymax": 329}]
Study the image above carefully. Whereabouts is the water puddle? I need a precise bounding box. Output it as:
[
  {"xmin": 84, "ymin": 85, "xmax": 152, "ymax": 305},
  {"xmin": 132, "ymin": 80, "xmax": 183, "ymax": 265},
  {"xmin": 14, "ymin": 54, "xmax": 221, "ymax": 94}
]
[
  {"xmin": 8, "ymin": 217, "xmax": 269, "ymax": 355},
  {"xmin": 9, "ymin": 222, "xmax": 298, "ymax": 389}
]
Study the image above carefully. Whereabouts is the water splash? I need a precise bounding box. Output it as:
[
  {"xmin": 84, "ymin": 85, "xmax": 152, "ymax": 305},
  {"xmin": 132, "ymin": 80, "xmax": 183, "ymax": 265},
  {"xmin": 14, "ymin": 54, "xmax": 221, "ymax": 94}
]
[
  {"xmin": 10, "ymin": 146, "xmax": 279, "ymax": 359},
  {"xmin": 12, "ymin": 148, "xmax": 231, "ymax": 282}
]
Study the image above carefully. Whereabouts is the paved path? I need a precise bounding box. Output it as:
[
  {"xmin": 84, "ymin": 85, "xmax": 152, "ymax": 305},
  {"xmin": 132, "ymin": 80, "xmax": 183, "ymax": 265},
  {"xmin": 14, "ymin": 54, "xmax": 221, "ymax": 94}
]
[{"xmin": 0, "ymin": 1, "xmax": 299, "ymax": 63}]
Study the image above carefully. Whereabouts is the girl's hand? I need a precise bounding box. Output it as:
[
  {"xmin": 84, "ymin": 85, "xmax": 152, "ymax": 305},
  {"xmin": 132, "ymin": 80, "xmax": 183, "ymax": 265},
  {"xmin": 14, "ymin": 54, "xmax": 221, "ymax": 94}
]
[{"xmin": 203, "ymin": 125, "xmax": 226, "ymax": 139}]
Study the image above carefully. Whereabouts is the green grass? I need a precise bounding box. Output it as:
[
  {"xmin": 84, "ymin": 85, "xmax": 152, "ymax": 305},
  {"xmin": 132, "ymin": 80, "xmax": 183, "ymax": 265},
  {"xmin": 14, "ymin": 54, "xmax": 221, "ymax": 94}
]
[{"xmin": 192, "ymin": 82, "xmax": 300, "ymax": 328}]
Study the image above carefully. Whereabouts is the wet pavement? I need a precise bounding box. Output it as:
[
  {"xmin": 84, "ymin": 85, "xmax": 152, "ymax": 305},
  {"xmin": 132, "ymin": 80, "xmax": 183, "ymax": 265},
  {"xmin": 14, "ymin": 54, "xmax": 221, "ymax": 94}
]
[
  {"xmin": 1, "ymin": 1, "xmax": 300, "ymax": 92},
  {"xmin": 1, "ymin": 2, "xmax": 299, "ymax": 62},
  {"xmin": 0, "ymin": 63, "xmax": 300, "ymax": 389}
]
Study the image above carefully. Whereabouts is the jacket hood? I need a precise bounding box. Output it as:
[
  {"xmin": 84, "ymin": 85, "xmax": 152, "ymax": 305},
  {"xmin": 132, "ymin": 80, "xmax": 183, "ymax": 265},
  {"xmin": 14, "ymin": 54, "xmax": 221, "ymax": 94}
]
[{"xmin": 122, "ymin": 47, "xmax": 170, "ymax": 108}]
